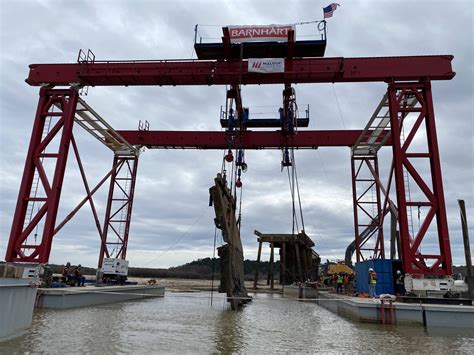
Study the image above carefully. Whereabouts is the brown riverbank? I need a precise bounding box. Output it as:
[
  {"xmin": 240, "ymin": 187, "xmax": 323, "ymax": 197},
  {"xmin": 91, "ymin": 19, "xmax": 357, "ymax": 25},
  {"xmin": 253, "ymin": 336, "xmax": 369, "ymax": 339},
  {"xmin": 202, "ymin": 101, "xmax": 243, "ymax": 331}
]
[{"xmin": 128, "ymin": 277, "xmax": 283, "ymax": 293}]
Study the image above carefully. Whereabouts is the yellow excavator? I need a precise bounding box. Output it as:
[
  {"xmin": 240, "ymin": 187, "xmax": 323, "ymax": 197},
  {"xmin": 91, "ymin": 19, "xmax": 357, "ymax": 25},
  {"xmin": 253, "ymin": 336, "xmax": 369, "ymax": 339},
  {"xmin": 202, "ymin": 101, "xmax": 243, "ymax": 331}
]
[{"xmin": 319, "ymin": 260, "xmax": 353, "ymax": 286}]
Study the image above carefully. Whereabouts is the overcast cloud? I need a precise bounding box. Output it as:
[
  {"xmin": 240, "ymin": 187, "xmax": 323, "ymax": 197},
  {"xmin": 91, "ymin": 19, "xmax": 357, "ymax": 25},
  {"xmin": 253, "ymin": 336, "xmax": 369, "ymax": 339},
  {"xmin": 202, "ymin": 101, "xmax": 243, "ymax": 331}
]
[{"xmin": 0, "ymin": 0, "xmax": 472, "ymax": 269}]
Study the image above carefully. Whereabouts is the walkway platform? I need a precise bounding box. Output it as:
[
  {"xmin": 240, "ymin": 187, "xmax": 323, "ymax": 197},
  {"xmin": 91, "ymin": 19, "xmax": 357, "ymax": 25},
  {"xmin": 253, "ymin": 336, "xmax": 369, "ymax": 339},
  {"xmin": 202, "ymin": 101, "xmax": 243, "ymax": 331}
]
[
  {"xmin": 315, "ymin": 291, "xmax": 474, "ymax": 328},
  {"xmin": 36, "ymin": 285, "xmax": 165, "ymax": 309},
  {"xmin": 194, "ymin": 40, "xmax": 326, "ymax": 60}
]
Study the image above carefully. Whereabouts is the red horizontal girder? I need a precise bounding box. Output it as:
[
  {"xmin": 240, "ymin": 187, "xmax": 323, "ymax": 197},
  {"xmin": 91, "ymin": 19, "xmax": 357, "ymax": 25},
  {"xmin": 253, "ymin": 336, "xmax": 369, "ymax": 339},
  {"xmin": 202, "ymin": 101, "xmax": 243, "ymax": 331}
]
[
  {"xmin": 115, "ymin": 130, "xmax": 392, "ymax": 149},
  {"xmin": 26, "ymin": 55, "xmax": 455, "ymax": 87}
]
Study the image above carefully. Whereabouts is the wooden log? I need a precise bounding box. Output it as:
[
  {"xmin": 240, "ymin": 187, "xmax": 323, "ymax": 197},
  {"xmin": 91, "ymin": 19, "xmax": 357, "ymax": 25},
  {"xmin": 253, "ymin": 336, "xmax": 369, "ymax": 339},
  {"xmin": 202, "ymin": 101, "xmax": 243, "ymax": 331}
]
[
  {"xmin": 295, "ymin": 243, "xmax": 303, "ymax": 282},
  {"xmin": 281, "ymin": 243, "xmax": 286, "ymax": 285},
  {"xmin": 270, "ymin": 242, "xmax": 275, "ymax": 290},
  {"xmin": 254, "ymin": 240, "xmax": 262, "ymax": 289}
]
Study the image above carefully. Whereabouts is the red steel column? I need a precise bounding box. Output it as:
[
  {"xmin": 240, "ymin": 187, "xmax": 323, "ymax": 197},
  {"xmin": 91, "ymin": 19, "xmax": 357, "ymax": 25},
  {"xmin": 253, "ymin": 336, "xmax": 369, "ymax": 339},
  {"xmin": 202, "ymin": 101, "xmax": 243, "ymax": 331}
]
[
  {"xmin": 351, "ymin": 157, "xmax": 362, "ymax": 262},
  {"xmin": 6, "ymin": 88, "xmax": 49, "ymax": 262},
  {"xmin": 5, "ymin": 88, "xmax": 79, "ymax": 263},
  {"xmin": 351, "ymin": 155, "xmax": 385, "ymax": 263},
  {"xmin": 423, "ymin": 82, "xmax": 452, "ymax": 273},
  {"xmin": 388, "ymin": 82, "xmax": 452, "ymax": 275},
  {"xmin": 41, "ymin": 89, "xmax": 79, "ymax": 262},
  {"xmin": 120, "ymin": 155, "xmax": 139, "ymax": 261},
  {"xmin": 373, "ymin": 156, "xmax": 385, "ymax": 259},
  {"xmin": 98, "ymin": 154, "xmax": 139, "ymax": 268},
  {"xmin": 388, "ymin": 84, "xmax": 412, "ymax": 273},
  {"xmin": 98, "ymin": 155, "xmax": 119, "ymax": 267}
]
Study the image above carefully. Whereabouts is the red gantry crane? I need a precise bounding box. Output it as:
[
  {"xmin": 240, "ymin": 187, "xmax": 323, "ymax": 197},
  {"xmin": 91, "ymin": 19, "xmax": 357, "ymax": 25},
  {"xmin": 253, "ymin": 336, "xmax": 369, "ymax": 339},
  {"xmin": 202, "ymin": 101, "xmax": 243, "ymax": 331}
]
[{"xmin": 5, "ymin": 22, "xmax": 455, "ymax": 282}]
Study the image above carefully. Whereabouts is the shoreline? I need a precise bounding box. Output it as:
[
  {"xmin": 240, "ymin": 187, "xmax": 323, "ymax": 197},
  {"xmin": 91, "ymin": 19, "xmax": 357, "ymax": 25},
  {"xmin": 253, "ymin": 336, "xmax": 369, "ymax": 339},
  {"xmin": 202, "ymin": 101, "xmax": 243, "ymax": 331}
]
[{"xmin": 128, "ymin": 277, "xmax": 283, "ymax": 294}]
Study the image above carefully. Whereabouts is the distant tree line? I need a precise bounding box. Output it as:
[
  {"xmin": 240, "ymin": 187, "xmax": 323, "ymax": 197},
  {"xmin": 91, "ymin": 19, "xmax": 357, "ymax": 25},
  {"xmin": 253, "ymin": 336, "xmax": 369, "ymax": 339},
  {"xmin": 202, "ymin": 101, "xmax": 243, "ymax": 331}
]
[
  {"xmin": 132, "ymin": 258, "xmax": 280, "ymax": 280},
  {"xmin": 2, "ymin": 258, "xmax": 279, "ymax": 280},
  {"xmin": 1, "ymin": 261, "xmax": 470, "ymax": 280}
]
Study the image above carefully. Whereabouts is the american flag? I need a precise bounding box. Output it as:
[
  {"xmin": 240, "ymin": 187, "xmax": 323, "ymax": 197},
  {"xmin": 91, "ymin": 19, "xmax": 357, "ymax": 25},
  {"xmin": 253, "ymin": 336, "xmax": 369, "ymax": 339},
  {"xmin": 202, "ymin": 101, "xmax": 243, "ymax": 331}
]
[{"xmin": 323, "ymin": 3, "xmax": 340, "ymax": 18}]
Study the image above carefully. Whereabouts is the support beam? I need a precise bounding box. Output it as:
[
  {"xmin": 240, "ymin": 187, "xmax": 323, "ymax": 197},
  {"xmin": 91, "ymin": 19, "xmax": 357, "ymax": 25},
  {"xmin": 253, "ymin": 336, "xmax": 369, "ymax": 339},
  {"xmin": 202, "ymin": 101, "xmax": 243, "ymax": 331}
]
[
  {"xmin": 254, "ymin": 240, "xmax": 262, "ymax": 289},
  {"xmin": 301, "ymin": 247, "xmax": 308, "ymax": 280},
  {"xmin": 26, "ymin": 55, "xmax": 455, "ymax": 87},
  {"xmin": 280, "ymin": 243, "xmax": 286, "ymax": 285},
  {"xmin": 269, "ymin": 242, "xmax": 275, "ymax": 290},
  {"xmin": 117, "ymin": 130, "xmax": 392, "ymax": 149},
  {"xmin": 295, "ymin": 244, "xmax": 303, "ymax": 281}
]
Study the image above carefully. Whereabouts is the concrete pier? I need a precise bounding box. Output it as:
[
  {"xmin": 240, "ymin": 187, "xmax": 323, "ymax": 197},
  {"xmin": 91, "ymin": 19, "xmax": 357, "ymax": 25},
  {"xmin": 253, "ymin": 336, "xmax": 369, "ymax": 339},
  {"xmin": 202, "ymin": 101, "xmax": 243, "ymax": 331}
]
[
  {"xmin": 36, "ymin": 285, "xmax": 165, "ymax": 309},
  {"xmin": 0, "ymin": 279, "xmax": 37, "ymax": 341},
  {"xmin": 316, "ymin": 291, "xmax": 474, "ymax": 328}
]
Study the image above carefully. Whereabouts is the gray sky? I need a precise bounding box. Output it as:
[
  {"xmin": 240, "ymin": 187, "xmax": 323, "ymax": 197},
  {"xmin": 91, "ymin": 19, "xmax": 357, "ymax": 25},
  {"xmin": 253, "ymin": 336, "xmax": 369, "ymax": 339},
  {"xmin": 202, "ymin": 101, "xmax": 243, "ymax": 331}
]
[{"xmin": 0, "ymin": 0, "xmax": 472, "ymax": 269}]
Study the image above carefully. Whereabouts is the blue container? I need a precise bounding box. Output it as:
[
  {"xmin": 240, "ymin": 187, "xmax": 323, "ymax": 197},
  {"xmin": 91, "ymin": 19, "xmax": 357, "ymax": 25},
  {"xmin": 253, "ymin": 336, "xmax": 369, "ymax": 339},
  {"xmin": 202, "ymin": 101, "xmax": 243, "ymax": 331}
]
[
  {"xmin": 355, "ymin": 262, "xmax": 369, "ymax": 294},
  {"xmin": 376, "ymin": 282, "xmax": 394, "ymax": 295},
  {"xmin": 355, "ymin": 260, "xmax": 397, "ymax": 295},
  {"xmin": 373, "ymin": 259, "xmax": 393, "ymax": 273},
  {"xmin": 376, "ymin": 272, "xmax": 393, "ymax": 284}
]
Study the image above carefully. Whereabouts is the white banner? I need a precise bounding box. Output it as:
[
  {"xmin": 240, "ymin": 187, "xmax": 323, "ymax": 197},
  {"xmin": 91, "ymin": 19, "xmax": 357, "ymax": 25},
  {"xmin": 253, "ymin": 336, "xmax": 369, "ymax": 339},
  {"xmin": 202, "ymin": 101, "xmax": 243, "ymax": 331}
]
[
  {"xmin": 227, "ymin": 24, "xmax": 295, "ymax": 43},
  {"xmin": 248, "ymin": 58, "xmax": 285, "ymax": 73}
]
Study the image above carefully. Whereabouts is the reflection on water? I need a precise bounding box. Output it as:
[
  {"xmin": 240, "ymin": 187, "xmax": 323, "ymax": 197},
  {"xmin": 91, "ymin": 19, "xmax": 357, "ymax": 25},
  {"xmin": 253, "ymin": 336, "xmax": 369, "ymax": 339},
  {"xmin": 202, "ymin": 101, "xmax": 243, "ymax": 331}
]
[
  {"xmin": 214, "ymin": 305, "xmax": 243, "ymax": 353},
  {"xmin": 1, "ymin": 292, "xmax": 473, "ymax": 353}
]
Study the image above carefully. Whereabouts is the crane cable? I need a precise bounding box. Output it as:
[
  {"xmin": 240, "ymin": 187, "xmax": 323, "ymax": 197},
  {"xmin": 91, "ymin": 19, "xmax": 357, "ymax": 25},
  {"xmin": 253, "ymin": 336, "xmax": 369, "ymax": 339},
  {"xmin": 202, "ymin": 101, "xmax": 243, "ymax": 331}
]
[
  {"xmin": 287, "ymin": 161, "xmax": 298, "ymax": 235},
  {"xmin": 283, "ymin": 95, "xmax": 305, "ymax": 236},
  {"xmin": 285, "ymin": 149, "xmax": 305, "ymax": 236},
  {"xmin": 293, "ymin": 149, "xmax": 305, "ymax": 233}
]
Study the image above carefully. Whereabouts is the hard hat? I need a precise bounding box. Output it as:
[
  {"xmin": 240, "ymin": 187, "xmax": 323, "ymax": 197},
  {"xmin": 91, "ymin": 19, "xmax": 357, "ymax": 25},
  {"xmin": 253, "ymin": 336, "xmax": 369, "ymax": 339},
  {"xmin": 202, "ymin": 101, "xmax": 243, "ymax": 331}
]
[{"xmin": 368, "ymin": 268, "xmax": 374, "ymax": 272}]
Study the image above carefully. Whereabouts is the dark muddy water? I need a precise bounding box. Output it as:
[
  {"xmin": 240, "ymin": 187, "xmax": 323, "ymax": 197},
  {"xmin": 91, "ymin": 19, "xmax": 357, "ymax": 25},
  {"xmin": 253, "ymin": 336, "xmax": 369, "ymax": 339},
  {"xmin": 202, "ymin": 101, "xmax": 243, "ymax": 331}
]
[{"xmin": 1, "ymin": 292, "xmax": 473, "ymax": 353}]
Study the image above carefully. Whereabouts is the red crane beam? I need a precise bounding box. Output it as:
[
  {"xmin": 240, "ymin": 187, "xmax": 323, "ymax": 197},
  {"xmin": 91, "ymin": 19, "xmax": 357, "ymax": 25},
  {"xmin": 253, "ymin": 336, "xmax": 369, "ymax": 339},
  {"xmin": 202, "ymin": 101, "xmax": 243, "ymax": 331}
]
[
  {"xmin": 26, "ymin": 55, "xmax": 454, "ymax": 87},
  {"xmin": 115, "ymin": 130, "xmax": 392, "ymax": 149}
]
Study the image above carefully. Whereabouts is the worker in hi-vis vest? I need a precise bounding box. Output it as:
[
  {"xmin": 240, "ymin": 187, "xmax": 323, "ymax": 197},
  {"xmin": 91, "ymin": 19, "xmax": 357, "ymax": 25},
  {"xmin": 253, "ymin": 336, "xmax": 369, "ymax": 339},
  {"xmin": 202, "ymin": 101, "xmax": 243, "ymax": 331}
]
[{"xmin": 368, "ymin": 268, "xmax": 377, "ymax": 298}]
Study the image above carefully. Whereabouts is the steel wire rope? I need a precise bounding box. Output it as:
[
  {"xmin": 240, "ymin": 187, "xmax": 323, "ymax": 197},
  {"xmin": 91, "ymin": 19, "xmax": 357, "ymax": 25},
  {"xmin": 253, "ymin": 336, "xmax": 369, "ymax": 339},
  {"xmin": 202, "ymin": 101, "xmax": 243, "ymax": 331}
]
[
  {"xmin": 141, "ymin": 208, "xmax": 209, "ymax": 267},
  {"xmin": 292, "ymin": 149, "xmax": 305, "ymax": 232},
  {"xmin": 291, "ymin": 161, "xmax": 299, "ymax": 234},
  {"xmin": 286, "ymin": 166, "xmax": 298, "ymax": 236},
  {"xmin": 286, "ymin": 149, "xmax": 308, "ymax": 236},
  {"xmin": 332, "ymin": 84, "xmax": 347, "ymax": 129},
  {"xmin": 315, "ymin": 140, "xmax": 353, "ymax": 229}
]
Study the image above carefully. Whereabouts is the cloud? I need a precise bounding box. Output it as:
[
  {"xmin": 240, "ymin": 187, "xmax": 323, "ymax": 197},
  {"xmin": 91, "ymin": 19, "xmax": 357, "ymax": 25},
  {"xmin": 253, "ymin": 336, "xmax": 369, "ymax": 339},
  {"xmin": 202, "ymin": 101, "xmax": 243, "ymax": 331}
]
[{"xmin": 0, "ymin": 0, "xmax": 472, "ymax": 269}]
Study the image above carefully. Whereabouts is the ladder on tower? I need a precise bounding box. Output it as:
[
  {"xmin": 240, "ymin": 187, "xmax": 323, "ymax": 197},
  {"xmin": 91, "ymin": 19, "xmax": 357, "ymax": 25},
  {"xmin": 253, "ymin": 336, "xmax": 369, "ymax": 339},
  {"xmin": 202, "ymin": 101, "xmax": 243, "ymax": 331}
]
[
  {"xmin": 23, "ymin": 113, "xmax": 54, "ymax": 239},
  {"xmin": 401, "ymin": 129, "xmax": 415, "ymax": 239},
  {"xmin": 116, "ymin": 168, "xmax": 131, "ymax": 255},
  {"xmin": 399, "ymin": 93, "xmax": 418, "ymax": 241}
]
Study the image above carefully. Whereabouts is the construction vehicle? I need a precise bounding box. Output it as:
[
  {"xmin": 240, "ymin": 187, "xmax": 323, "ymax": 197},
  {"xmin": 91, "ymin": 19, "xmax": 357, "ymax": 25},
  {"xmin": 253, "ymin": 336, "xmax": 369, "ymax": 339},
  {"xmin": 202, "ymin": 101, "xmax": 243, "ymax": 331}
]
[{"xmin": 319, "ymin": 260, "xmax": 353, "ymax": 286}]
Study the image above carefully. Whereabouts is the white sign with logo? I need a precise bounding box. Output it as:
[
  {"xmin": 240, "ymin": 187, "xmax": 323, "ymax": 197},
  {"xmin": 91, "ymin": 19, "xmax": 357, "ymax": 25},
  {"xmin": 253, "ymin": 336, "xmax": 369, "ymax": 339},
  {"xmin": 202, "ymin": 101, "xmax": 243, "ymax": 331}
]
[
  {"xmin": 228, "ymin": 24, "xmax": 295, "ymax": 43},
  {"xmin": 248, "ymin": 58, "xmax": 285, "ymax": 73}
]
